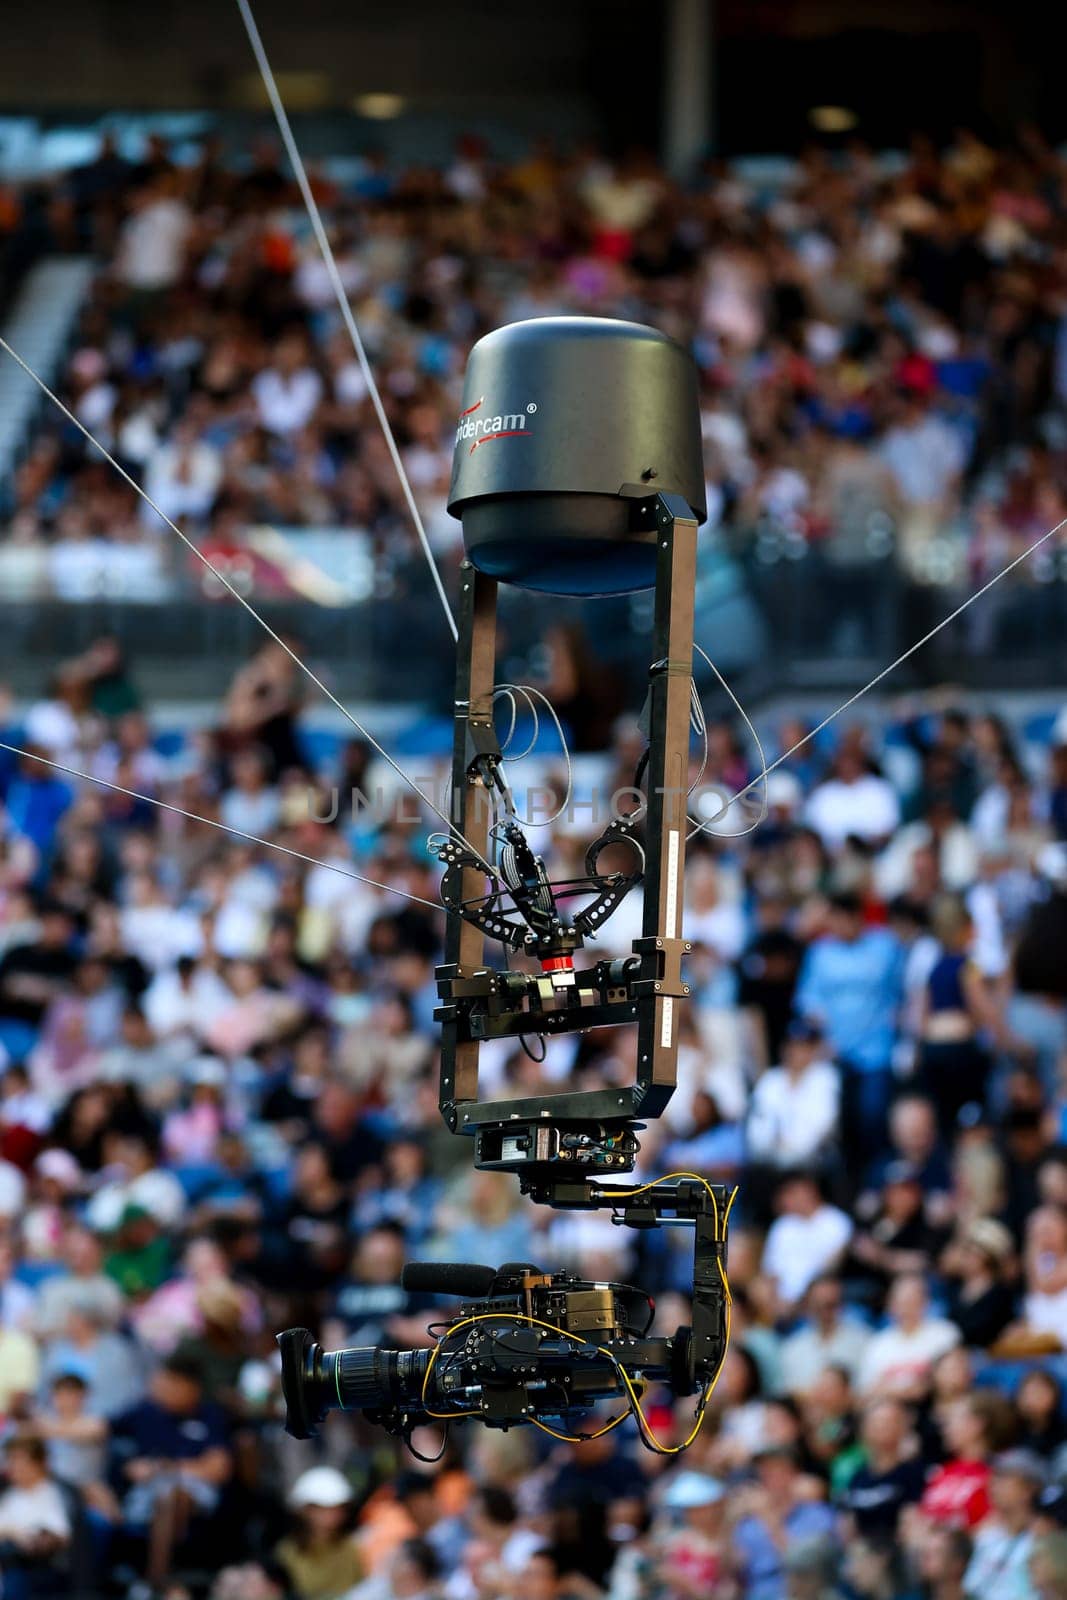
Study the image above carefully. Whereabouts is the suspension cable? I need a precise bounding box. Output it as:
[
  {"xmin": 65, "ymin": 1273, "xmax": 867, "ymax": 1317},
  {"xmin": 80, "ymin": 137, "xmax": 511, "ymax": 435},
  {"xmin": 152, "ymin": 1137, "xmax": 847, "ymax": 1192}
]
[
  {"xmin": 0, "ymin": 739, "xmax": 443, "ymax": 910},
  {"xmin": 686, "ymin": 643, "xmax": 770, "ymax": 841},
  {"xmin": 234, "ymin": 0, "xmax": 458, "ymax": 642}
]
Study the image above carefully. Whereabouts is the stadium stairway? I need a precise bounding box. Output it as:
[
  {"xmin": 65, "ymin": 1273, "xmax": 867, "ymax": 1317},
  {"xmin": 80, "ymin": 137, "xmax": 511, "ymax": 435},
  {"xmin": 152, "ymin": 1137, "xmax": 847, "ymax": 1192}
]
[{"xmin": 0, "ymin": 255, "xmax": 94, "ymax": 483}]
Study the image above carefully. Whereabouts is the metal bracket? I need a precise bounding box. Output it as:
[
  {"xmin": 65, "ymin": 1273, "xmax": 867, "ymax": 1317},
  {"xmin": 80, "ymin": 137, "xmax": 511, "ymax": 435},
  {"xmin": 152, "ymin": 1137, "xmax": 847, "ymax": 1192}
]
[{"xmin": 437, "ymin": 497, "xmax": 698, "ymax": 1151}]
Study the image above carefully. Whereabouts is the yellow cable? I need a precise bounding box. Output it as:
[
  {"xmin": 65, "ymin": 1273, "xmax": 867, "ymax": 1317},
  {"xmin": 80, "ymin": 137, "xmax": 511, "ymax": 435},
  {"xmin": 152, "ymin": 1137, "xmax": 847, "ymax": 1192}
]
[
  {"xmin": 570, "ymin": 1169, "xmax": 739, "ymax": 1454},
  {"xmin": 605, "ymin": 1171, "xmax": 721, "ymax": 1239},
  {"xmin": 615, "ymin": 1257, "xmax": 732, "ymax": 1455},
  {"xmin": 530, "ymin": 1407, "xmax": 632, "ymax": 1443}
]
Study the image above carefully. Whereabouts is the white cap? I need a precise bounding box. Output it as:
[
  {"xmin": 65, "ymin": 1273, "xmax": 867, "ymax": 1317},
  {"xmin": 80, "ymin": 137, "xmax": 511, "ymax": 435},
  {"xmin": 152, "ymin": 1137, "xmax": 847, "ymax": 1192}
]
[
  {"xmin": 662, "ymin": 1471, "xmax": 725, "ymax": 1509},
  {"xmin": 34, "ymin": 1149, "xmax": 83, "ymax": 1190},
  {"xmin": 288, "ymin": 1467, "xmax": 355, "ymax": 1509},
  {"xmin": 186, "ymin": 1055, "xmax": 227, "ymax": 1088},
  {"xmin": 765, "ymin": 771, "xmax": 803, "ymax": 811}
]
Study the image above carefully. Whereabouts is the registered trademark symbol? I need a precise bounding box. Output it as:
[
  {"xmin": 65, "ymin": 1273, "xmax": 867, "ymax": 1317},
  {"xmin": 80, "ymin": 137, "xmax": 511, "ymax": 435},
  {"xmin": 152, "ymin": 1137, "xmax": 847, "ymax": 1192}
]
[{"xmin": 527, "ymin": 402, "xmax": 537, "ymax": 413}]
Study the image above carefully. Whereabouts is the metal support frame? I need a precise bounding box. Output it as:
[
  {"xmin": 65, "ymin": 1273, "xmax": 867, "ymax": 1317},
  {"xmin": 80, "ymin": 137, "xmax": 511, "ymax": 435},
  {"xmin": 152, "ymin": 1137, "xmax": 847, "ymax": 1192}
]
[
  {"xmin": 439, "ymin": 564, "xmax": 498, "ymax": 1117},
  {"xmin": 437, "ymin": 494, "xmax": 699, "ymax": 1142}
]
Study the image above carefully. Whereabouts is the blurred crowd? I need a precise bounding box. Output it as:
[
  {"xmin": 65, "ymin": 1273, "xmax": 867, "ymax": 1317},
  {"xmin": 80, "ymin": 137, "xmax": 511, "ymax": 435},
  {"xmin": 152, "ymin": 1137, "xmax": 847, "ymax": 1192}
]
[
  {"xmin": 5, "ymin": 125, "xmax": 1067, "ymax": 600},
  {"xmin": 2, "ymin": 625, "xmax": 1067, "ymax": 1598}
]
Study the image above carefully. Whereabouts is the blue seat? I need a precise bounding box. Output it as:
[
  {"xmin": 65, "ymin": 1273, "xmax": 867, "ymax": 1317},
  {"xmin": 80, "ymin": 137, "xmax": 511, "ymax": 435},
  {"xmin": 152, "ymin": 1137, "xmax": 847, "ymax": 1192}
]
[
  {"xmin": 1023, "ymin": 712, "xmax": 1058, "ymax": 746},
  {"xmin": 152, "ymin": 729, "xmax": 187, "ymax": 759},
  {"xmin": 299, "ymin": 727, "xmax": 345, "ymax": 772}
]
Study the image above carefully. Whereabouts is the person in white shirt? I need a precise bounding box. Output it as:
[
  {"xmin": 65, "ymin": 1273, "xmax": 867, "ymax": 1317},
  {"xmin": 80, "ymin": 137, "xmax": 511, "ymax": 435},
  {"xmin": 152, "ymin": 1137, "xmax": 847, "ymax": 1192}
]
[
  {"xmin": 683, "ymin": 855, "xmax": 746, "ymax": 962},
  {"xmin": 779, "ymin": 1274, "xmax": 871, "ymax": 1395},
  {"xmin": 747, "ymin": 1017, "xmax": 841, "ymax": 1171},
  {"xmin": 856, "ymin": 1272, "xmax": 960, "ymax": 1398},
  {"xmin": 84, "ymin": 1130, "xmax": 187, "ymax": 1232},
  {"xmin": 0, "ymin": 1157, "xmax": 27, "ymax": 1221},
  {"xmin": 143, "ymin": 956, "xmax": 233, "ymax": 1040},
  {"xmin": 878, "ymin": 394, "xmax": 965, "ymax": 510},
  {"xmin": 0, "ymin": 1432, "xmax": 71, "ymax": 1567},
  {"xmin": 761, "ymin": 1173, "xmax": 853, "ymax": 1313},
  {"xmin": 23, "ymin": 669, "xmax": 86, "ymax": 765},
  {"xmin": 118, "ymin": 872, "xmax": 202, "ymax": 972},
  {"xmin": 143, "ymin": 422, "xmax": 223, "ymax": 527},
  {"xmin": 252, "ymin": 333, "xmax": 323, "ymax": 436},
  {"xmin": 220, "ymin": 747, "xmax": 282, "ymax": 839},
  {"xmin": 115, "ymin": 178, "xmax": 192, "ymax": 292},
  {"xmin": 805, "ymin": 745, "xmax": 901, "ymax": 851}
]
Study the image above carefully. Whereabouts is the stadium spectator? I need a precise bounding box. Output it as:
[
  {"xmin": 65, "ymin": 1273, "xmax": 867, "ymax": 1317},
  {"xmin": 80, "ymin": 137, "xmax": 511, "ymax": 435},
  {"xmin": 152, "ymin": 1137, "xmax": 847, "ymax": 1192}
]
[
  {"xmin": 109, "ymin": 1354, "xmax": 232, "ymax": 1591},
  {"xmin": 779, "ymin": 1276, "xmax": 871, "ymax": 1396},
  {"xmin": 0, "ymin": 1431, "xmax": 71, "ymax": 1596},
  {"xmin": 856, "ymin": 1273, "xmax": 960, "ymax": 1399},
  {"xmin": 794, "ymin": 892, "xmax": 904, "ymax": 1164},
  {"xmin": 745, "ymin": 1016, "xmax": 841, "ymax": 1179},
  {"xmin": 838, "ymin": 1397, "xmax": 926, "ymax": 1538},
  {"xmin": 656, "ymin": 1470, "xmax": 729, "ymax": 1597},
  {"xmin": 919, "ymin": 1390, "xmax": 1014, "ymax": 1531},
  {"xmin": 275, "ymin": 1465, "xmax": 362, "ymax": 1599},
  {"xmin": 912, "ymin": 1524, "xmax": 972, "ymax": 1600},
  {"xmin": 963, "ymin": 1449, "xmax": 1046, "ymax": 1598},
  {"xmin": 761, "ymin": 1173, "xmax": 854, "ymax": 1315},
  {"xmin": 940, "ymin": 1216, "xmax": 1017, "ymax": 1348},
  {"xmin": 731, "ymin": 1444, "xmax": 837, "ymax": 1600}
]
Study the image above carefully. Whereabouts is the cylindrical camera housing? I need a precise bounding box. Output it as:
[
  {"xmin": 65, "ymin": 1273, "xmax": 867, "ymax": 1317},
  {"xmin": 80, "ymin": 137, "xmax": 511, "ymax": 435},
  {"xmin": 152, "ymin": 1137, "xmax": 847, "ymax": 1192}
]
[{"xmin": 448, "ymin": 317, "xmax": 706, "ymax": 595}]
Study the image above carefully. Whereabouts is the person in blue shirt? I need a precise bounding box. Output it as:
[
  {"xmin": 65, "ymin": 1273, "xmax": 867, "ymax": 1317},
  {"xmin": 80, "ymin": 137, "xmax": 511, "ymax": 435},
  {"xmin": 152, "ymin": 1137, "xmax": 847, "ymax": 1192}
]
[
  {"xmin": 2, "ymin": 753, "xmax": 73, "ymax": 860},
  {"xmin": 109, "ymin": 1354, "xmax": 231, "ymax": 1592},
  {"xmin": 795, "ymin": 893, "xmax": 905, "ymax": 1173},
  {"xmin": 731, "ymin": 1444, "xmax": 839, "ymax": 1600}
]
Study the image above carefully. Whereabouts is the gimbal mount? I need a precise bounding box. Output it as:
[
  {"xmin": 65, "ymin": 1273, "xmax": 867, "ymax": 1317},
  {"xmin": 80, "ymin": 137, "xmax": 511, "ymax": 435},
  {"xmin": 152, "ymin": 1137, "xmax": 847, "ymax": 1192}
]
[{"xmin": 433, "ymin": 493, "xmax": 699, "ymax": 1193}]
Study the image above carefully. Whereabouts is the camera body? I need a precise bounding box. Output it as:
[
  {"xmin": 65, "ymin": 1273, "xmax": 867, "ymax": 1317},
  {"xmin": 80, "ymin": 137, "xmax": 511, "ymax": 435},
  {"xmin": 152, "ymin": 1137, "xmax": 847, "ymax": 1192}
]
[
  {"xmin": 278, "ymin": 1266, "xmax": 671, "ymax": 1439},
  {"xmin": 278, "ymin": 1181, "xmax": 731, "ymax": 1446}
]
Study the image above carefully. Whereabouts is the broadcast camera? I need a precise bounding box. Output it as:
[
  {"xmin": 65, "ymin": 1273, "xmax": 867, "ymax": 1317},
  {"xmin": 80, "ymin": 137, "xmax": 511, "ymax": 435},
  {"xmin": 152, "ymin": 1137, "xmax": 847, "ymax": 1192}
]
[
  {"xmin": 278, "ymin": 317, "xmax": 738, "ymax": 1456},
  {"xmin": 279, "ymin": 1178, "xmax": 733, "ymax": 1448}
]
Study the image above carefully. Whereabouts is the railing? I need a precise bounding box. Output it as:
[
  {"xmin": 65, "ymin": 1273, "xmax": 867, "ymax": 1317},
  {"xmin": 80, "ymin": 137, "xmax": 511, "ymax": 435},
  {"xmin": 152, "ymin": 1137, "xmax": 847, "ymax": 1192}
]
[{"xmin": 2, "ymin": 527, "xmax": 1066, "ymax": 705}]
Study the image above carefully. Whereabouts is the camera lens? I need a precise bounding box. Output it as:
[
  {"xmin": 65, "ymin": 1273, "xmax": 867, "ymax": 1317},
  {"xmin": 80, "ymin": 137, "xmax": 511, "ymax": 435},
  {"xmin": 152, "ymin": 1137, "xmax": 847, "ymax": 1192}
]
[
  {"xmin": 321, "ymin": 1346, "xmax": 421, "ymax": 1412},
  {"xmin": 278, "ymin": 1330, "xmax": 430, "ymax": 1438}
]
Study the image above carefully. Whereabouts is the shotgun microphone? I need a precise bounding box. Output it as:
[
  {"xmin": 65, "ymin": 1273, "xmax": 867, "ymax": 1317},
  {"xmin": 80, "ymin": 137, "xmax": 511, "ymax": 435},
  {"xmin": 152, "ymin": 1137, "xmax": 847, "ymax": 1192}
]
[{"xmin": 400, "ymin": 1261, "xmax": 499, "ymax": 1297}]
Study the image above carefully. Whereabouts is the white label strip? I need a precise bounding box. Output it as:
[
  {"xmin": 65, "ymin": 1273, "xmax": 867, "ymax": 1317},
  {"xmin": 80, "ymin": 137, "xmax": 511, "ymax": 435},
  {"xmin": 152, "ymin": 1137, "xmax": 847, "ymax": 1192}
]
[
  {"xmin": 661, "ymin": 996, "xmax": 674, "ymax": 1049},
  {"xmin": 664, "ymin": 828, "xmax": 680, "ymax": 940}
]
